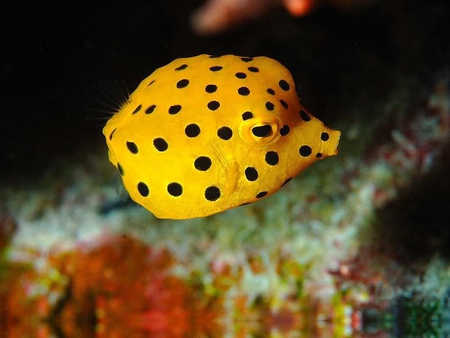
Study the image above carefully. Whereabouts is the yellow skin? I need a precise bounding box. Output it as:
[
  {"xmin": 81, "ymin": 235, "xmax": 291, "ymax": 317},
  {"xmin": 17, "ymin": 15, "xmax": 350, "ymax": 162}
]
[{"xmin": 103, "ymin": 55, "xmax": 340, "ymax": 219}]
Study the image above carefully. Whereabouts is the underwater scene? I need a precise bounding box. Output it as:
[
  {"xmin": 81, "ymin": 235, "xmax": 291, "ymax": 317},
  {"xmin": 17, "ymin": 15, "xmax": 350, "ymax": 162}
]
[{"xmin": 2, "ymin": 0, "xmax": 450, "ymax": 337}]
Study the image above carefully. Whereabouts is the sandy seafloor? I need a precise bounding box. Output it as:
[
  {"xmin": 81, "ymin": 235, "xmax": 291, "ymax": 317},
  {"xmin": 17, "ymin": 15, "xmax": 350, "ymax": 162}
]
[{"xmin": 1, "ymin": 0, "xmax": 450, "ymax": 336}]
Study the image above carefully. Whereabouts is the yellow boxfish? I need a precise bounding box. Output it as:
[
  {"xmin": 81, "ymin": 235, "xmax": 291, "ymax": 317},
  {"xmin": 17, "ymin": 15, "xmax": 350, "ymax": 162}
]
[{"xmin": 103, "ymin": 55, "xmax": 340, "ymax": 219}]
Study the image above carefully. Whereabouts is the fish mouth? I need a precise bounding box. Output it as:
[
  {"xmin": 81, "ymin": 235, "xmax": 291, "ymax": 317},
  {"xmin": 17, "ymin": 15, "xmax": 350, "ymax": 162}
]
[{"xmin": 325, "ymin": 128, "xmax": 341, "ymax": 157}]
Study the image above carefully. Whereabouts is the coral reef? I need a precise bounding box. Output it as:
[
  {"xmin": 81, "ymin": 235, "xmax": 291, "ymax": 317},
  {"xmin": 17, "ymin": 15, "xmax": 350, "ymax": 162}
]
[
  {"xmin": 1, "ymin": 73, "xmax": 449, "ymax": 336},
  {"xmin": 2, "ymin": 236, "xmax": 224, "ymax": 337}
]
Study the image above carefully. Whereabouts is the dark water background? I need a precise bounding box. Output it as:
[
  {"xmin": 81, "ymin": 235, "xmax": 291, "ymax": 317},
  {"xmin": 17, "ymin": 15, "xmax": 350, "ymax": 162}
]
[{"xmin": 3, "ymin": 0, "xmax": 449, "ymax": 180}]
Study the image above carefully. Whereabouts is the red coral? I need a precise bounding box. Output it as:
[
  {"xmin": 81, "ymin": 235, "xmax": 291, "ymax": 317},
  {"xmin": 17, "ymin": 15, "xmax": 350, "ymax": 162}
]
[{"xmin": 3, "ymin": 234, "xmax": 224, "ymax": 337}]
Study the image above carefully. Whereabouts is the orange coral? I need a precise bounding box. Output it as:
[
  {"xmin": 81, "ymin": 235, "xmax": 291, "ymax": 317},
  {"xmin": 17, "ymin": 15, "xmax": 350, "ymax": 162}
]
[
  {"xmin": 191, "ymin": 0, "xmax": 377, "ymax": 35},
  {"xmin": 3, "ymin": 235, "xmax": 224, "ymax": 337}
]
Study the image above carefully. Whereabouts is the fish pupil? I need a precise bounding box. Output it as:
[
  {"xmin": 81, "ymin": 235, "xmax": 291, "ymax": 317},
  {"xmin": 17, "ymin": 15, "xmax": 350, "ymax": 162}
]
[{"xmin": 252, "ymin": 125, "xmax": 272, "ymax": 137}]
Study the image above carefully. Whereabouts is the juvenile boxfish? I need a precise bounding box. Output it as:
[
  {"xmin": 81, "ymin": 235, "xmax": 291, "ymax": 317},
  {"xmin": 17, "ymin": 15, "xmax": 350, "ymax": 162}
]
[{"xmin": 103, "ymin": 55, "xmax": 340, "ymax": 219}]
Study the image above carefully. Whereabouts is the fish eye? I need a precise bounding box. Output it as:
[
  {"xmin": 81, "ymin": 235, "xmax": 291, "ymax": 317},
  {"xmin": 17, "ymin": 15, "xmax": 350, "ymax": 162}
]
[{"xmin": 239, "ymin": 115, "xmax": 281, "ymax": 146}]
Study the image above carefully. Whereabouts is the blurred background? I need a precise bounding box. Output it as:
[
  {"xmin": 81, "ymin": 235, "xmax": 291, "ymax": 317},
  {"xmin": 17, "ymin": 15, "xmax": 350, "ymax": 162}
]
[{"xmin": 1, "ymin": 0, "xmax": 450, "ymax": 336}]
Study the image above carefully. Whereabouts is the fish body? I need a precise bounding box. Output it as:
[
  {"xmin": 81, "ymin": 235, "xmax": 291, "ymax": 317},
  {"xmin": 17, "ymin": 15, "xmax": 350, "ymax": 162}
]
[{"xmin": 103, "ymin": 54, "xmax": 340, "ymax": 219}]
